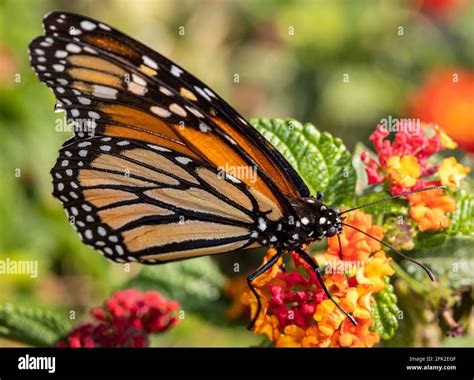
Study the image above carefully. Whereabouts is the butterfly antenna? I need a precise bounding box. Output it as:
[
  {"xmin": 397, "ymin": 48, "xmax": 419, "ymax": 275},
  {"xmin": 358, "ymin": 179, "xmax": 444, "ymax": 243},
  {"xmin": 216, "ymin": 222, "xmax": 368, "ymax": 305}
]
[
  {"xmin": 342, "ymin": 222, "xmax": 435, "ymax": 281},
  {"xmin": 339, "ymin": 185, "xmax": 445, "ymax": 215}
]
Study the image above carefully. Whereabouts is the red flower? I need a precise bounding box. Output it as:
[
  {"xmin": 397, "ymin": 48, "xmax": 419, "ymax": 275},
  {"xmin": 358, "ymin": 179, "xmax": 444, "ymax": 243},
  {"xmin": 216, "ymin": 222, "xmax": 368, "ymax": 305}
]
[{"xmin": 57, "ymin": 289, "xmax": 180, "ymax": 348}]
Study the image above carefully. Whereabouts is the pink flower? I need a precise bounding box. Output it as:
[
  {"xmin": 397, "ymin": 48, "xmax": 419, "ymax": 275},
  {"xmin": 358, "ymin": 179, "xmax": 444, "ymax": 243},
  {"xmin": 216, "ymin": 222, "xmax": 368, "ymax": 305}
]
[{"xmin": 57, "ymin": 289, "xmax": 180, "ymax": 348}]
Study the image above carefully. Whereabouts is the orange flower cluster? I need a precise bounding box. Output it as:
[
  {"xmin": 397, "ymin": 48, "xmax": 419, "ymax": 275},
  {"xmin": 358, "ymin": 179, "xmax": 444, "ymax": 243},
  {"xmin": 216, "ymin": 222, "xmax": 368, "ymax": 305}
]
[
  {"xmin": 408, "ymin": 189, "xmax": 456, "ymax": 231},
  {"xmin": 241, "ymin": 211, "xmax": 394, "ymax": 347}
]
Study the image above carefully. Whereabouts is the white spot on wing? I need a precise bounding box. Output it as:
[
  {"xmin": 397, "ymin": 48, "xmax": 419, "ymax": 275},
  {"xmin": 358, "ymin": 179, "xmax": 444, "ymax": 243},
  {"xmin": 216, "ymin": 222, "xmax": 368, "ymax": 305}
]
[
  {"xmin": 69, "ymin": 28, "xmax": 82, "ymax": 36},
  {"xmin": 170, "ymin": 65, "xmax": 183, "ymax": 77},
  {"xmin": 159, "ymin": 86, "xmax": 173, "ymax": 96},
  {"xmin": 93, "ymin": 85, "xmax": 118, "ymax": 99},
  {"xmin": 52, "ymin": 64, "xmax": 65, "ymax": 72},
  {"xmin": 199, "ymin": 122, "xmax": 210, "ymax": 133},
  {"xmin": 147, "ymin": 144, "xmax": 170, "ymax": 152},
  {"xmin": 169, "ymin": 103, "xmax": 187, "ymax": 117},
  {"xmin": 142, "ymin": 55, "xmax": 158, "ymax": 69},
  {"xmin": 54, "ymin": 50, "xmax": 68, "ymax": 58},
  {"xmin": 185, "ymin": 106, "xmax": 204, "ymax": 118},
  {"xmin": 194, "ymin": 86, "xmax": 211, "ymax": 101},
  {"xmin": 66, "ymin": 43, "xmax": 82, "ymax": 53},
  {"xmin": 99, "ymin": 23, "xmax": 111, "ymax": 31},
  {"xmin": 78, "ymin": 97, "xmax": 91, "ymax": 105},
  {"xmin": 150, "ymin": 106, "xmax": 171, "ymax": 117},
  {"xmin": 132, "ymin": 74, "xmax": 147, "ymax": 86},
  {"xmin": 204, "ymin": 88, "xmax": 216, "ymax": 98},
  {"xmin": 128, "ymin": 81, "xmax": 147, "ymax": 96},
  {"xmin": 175, "ymin": 157, "xmax": 192, "ymax": 165},
  {"xmin": 80, "ymin": 20, "xmax": 97, "ymax": 31}
]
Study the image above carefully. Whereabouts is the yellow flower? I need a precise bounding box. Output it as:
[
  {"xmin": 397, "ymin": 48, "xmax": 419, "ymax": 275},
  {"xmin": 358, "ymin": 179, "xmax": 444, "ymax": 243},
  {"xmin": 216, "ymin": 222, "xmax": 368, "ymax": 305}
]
[
  {"xmin": 386, "ymin": 155, "xmax": 421, "ymax": 188},
  {"xmin": 275, "ymin": 325, "xmax": 305, "ymax": 347},
  {"xmin": 438, "ymin": 157, "xmax": 471, "ymax": 188},
  {"xmin": 434, "ymin": 125, "xmax": 458, "ymax": 149},
  {"xmin": 314, "ymin": 299, "xmax": 346, "ymax": 337},
  {"xmin": 363, "ymin": 251, "xmax": 395, "ymax": 293}
]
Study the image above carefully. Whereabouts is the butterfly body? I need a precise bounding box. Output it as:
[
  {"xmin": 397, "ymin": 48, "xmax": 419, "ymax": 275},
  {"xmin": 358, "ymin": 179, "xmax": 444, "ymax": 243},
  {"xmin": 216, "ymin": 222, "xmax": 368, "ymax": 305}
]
[{"xmin": 251, "ymin": 197, "xmax": 342, "ymax": 251}]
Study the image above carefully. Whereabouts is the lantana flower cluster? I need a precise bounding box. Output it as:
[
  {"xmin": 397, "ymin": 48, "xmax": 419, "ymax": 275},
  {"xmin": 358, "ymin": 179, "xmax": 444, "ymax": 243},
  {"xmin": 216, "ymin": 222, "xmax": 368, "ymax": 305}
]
[
  {"xmin": 57, "ymin": 289, "xmax": 180, "ymax": 348},
  {"xmin": 241, "ymin": 210, "xmax": 394, "ymax": 347},
  {"xmin": 361, "ymin": 124, "xmax": 470, "ymax": 231}
]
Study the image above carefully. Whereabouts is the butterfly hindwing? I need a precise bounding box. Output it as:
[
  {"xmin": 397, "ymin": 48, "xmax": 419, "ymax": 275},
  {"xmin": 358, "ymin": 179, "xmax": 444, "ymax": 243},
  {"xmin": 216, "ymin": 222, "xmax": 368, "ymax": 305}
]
[{"xmin": 52, "ymin": 136, "xmax": 278, "ymax": 263}]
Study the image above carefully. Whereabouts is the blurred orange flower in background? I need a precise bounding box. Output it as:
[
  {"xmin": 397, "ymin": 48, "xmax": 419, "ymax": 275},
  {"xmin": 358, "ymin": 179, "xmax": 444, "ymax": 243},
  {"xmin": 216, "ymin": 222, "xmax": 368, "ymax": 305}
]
[{"xmin": 409, "ymin": 69, "xmax": 474, "ymax": 153}]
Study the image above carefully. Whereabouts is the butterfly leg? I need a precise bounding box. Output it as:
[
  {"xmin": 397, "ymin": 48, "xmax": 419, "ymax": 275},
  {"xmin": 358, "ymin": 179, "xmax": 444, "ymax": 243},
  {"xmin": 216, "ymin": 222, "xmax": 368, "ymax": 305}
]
[
  {"xmin": 337, "ymin": 233, "xmax": 343, "ymax": 260},
  {"xmin": 295, "ymin": 246, "xmax": 358, "ymax": 326},
  {"xmin": 246, "ymin": 250, "xmax": 283, "ymax": 331}
]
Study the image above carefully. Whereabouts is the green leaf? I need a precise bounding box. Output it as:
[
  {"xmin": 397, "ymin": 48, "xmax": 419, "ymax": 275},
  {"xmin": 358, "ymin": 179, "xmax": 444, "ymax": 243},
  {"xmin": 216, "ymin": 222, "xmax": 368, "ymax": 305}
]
[
  {"xmin": 371, "ymin": 278, "xmax": 400, "ymax": 340},
  {"xmin": 447, "ymin": 189, "xmax": 474, "ymax": 237},
  {"xmin": 0, "ymin": 304, "xmax": 72, "ymax": 347},
  {"xmin": 251, "ymin": 118, "xmax": 356, "ymax": 206},
  {"xmin": 125, "ymin": 257, "xmax": 229, "ymax": 325}
]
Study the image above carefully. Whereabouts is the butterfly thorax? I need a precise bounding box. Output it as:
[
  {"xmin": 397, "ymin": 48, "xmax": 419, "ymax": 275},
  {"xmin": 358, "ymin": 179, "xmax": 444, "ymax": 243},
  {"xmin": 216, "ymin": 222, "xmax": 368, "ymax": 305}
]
[{"xmin": 253, "ymin": 197, "xmax": 343, "ymax": 251}]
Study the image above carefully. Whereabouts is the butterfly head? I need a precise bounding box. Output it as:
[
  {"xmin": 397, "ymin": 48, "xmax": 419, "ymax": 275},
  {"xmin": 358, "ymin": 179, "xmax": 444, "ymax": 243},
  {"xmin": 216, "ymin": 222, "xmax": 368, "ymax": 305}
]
[
  {"xmin": 296, "ymin": 196, "xmax": 343, "ymax": 240},
  {"xmin": 314, "ymin": 204, "xmax": 343, "ymax": 238}
]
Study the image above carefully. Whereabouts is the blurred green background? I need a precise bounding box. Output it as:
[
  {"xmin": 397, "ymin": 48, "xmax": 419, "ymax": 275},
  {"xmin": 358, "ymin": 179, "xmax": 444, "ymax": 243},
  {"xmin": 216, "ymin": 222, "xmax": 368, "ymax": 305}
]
[{"xmin": 0, "ymin": 0, "xmax": 472, "ymax": 347}]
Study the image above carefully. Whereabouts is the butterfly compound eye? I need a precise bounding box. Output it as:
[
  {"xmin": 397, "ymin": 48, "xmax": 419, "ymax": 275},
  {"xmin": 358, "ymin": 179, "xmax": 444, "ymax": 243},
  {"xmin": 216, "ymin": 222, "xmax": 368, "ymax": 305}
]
[{"xmin": 326, "ymin": 226, "xmax": 337, "ymax": 237}]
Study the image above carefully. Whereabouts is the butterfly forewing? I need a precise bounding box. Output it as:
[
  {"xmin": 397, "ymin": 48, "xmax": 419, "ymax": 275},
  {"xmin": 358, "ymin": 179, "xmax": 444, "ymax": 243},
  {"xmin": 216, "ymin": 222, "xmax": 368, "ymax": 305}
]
[{"xmin": 52, "ymin": 136, "xmax": 274, "ymax": 262}]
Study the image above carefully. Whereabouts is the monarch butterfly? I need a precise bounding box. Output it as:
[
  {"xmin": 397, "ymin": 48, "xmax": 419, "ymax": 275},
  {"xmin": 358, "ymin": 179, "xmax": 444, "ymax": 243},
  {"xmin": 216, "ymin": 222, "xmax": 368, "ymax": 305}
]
[{"xmin": 29, "ymin": 12, "xmax": 438, "ymax": 329}]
